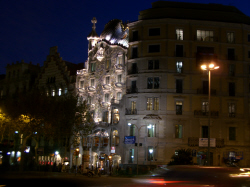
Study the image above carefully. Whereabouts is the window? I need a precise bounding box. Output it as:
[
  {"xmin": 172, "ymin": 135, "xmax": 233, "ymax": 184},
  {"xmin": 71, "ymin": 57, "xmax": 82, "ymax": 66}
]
[
  {"xmin": 131, "ymin": 101, "xmax": 136, "ymax": 114},
  {"xmin": 197, "ymin": 30, "xmax": 214, "ymax": 41},
  {"xmin": 176, "ymin": 61, "xmax": 183, "ymax": 73},
  {"xmin": 131, "ymin": 80, "xmax": 137, "ymax": 93},
  {"xmin": 87, "ymin": 96, "xmax": 92, "ymax": 104},
  {"xmin": 106, "ymin": 76, "xmax": 110, "ymax": 84},
  {"xmin": 248, "ymin": 34, "xmax": 250, "ymax": 42},
  {"xmin": 147, "ymin": 77, "xmax": 160, "ymax": 89},
  {"xmin": 105, "ymin": 59, "xmax": 111, "ymax": 69},
  {"xmin": 129, "ymin": 149, "xmax": 134, "ymax": 163},
  {"xmin": 129, "ymin": 125, "xmax": 135, "ymax": 136},
  {"xmin": 79, "ymin": 81, "xmax": 84, "ymax": 88},
  {"xmin": 104, "ymin": 93, "xmax": 109, "ymax": 102},
  {"xmin": 229, "ymin": 103, "xmax": 235, "ymax": 117},
  {"xmin": 228, "ymin": 48, "xmax": 235, "ymax": 60},
  {"xmin": 58, "ymin": 88, "xmax": 62, "ymax": 96},
  {"xmin": 227, "ymin": 32, "xmax": 235, "ymax": 43},
  {"xmin": 52, "ymin": 89, "xmax": 55, "ymax": 96},
  {"xmin": 148, "ymin": 146, "xmax": 154, "ymax": 161},
  {"xmin": 148, "ymin": 45, "xmax": 160, "ymax": 53},
  {"xmin": 202, "ymin": 102, "xmax": 209, "ymax": 114},
  {"xmin": 117, "ymin": 54, "xmax": 124, "ymax": 65},
  {"xmin": 117, "ymin": 92, "xmax": 122, "ymax": 101},
  {"xmin": 90, "ymin": 79, "xmax": 95, "ymax": 87},
  {"xmin": 175, "ymin": 124, "xmax": 183, "ymax": 138},
  {"xmin": 117, "ymin": 74, "xmax": 122, "ymax": 82},
  {"xmin": 202, "ymin": 126, "xmax": 208, "ymax": 138},
  {"xmin": 148, "ymin": 60, "xmax": 159, "ymax": 70},
  {"xmin": 176, "ymin": 45, "xmax": 183, "ymax": 57},
  {"xmin": 229, "ymin": 64, "xmax": 235, "ymax": 76},
  {"xmin": 103, "ymin": 111, "xmax": 109, "ymax": 123},
  {"xmin": 64, "ymin": 88, "xmax": 68, "ymax": 94},
  {"xmin": 146, "ymin": 97, "xmax": 159, "ymax": 110},
  {"xmin": 147, "ymin": 124, "xmax": 156, "ymax": 137},
  {"xmin": 203, "ymin": 81, "xmax": 208, "ymax": 94},
  {"xmin": 176, "ymin": 29, "xmax": 183, "ymax": 40},
  {"xmin": 132, "ymin": 47, "xmax": 138, "ymax": 58},
  {"xmin": 176, "ymin": 101, "xmax": 182, "ymax": 115},
  {"xmin": 149, "ymin": 28, "xmax": 160, "ymax": 36},
  {"xmin": 91, "ymin": 62, "xmax": 96, "ymax": 72},
  {"xmin": 229, "ymin": 127, "xmax": 236, "ymax": 141},
  {"xmin": 132, "ymin": 30, "xmax": 138, "ymax": 41},
  {"xmin": 176, "ymin": 79, "xmax": 183, "ymax": 93},
  {"xmin": 229, "ymin": 82, "xmax": 235, "ymax": 96}
]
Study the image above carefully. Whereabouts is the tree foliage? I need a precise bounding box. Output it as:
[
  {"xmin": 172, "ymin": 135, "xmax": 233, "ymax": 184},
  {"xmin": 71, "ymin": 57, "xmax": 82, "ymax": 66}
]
[
  {"xmin": 168, "ymin": 148, "xmax": 193, "ymax": 165},
  {"xmin": 1, "ymin": 90, "xmax": 94, "ymax": 170}
]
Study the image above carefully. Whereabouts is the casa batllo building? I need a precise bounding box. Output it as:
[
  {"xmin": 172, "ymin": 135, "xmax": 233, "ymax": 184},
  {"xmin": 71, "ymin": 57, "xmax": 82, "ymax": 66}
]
[
  {"xmin": 124, "ymin": 1, "xmax": 250, "ymax": 167},
  {"xmin": 76, "ymin": 18, "xmax": 128, "ymax": 170}
]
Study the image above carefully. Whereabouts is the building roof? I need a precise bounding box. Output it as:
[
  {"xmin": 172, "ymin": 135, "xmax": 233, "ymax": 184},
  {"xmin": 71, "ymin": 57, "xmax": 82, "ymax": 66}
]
[
  {"xmin": 139, "ymin": 1, "xmax": 250, "ymax": 25},
  {"xmin": 100, "ymin": 19, "xmax": 129, "ymax": 48}
]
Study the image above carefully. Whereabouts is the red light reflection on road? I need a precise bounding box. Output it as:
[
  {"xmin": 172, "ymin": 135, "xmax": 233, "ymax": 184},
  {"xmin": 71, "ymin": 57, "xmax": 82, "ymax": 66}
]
[{"xmin": 149, "ymin": 178, "xmax": 196, "ymax": 185}]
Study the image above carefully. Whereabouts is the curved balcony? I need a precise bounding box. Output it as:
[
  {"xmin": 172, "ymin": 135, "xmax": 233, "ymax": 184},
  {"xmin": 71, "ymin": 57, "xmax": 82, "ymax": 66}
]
[
  {"xmin": 114, "ymin": 64, "xmax": 124, "ymax": 71},
  {"xmin": 88, "ymin": 86, "xmax": 96, "ymax": 92},
  {"xmin": 102, "ymin": 84, "xmax": 111, "ymax": 90}
]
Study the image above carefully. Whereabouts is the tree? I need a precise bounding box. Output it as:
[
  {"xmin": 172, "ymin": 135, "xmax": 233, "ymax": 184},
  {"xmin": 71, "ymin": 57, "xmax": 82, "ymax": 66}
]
[
  {"xmin": 168, "ymin": 148, "xmax": 193, "ymax": 165},
  {"xmin": 2, "ymin": 91, "xmax": 93, "ymax": 171}
]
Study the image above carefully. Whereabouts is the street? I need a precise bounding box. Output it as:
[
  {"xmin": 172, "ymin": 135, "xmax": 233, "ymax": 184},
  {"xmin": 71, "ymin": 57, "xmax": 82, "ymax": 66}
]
[{"xmin": 1, "ymin": 166, "xmax": 250, "ymax": 187}]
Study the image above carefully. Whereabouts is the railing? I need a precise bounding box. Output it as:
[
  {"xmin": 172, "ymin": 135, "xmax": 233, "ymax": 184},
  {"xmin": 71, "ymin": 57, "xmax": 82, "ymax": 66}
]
[
  {"xmin": 188, "ymin": 137, "xmax": 224, "ymax": 148},
  {"xmin": 126, "ymin": 88, "xmax": 138, "ymax": 94},
  {"xmin": 128, "ymin": 67, "xmax": 138, "ymax": 75},
  {"xmin": 194, "ymin": 110, "xmax": 219, "ymax": 117},
  {"xmin": 114, "ymin": 64, "xmax": 124, "ymax": 71},
  {"xmin": 197, "ymin": 89, "xmax": 216, "ymax": 95},
  {"xmin": 125, "ymin": 108, "xmax": 137, "ymax": 115}
]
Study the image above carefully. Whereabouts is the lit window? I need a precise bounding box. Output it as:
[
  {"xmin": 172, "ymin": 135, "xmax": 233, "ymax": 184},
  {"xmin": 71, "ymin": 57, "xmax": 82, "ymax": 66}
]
[
  {"xmin": 227, "ymin": 32, "xmax": 235, "ymax": 43},
  {"xmin": 117, "ymin": 92, "xmax": 122, "ymax": 101},
  {"xmin": 197, "ymin": 30, "xmax": 214, "ymax": 41},
  {"xmin": 58, "ymin": 88, "xmax": 62, "ymax": 96},
  {"xmin": 147, "ymin": 124, "xmax": 156, "ymax": 137},
  {"xmin": 176, "ymin": 101, "xmax": 182, "ymax": 115},
  {"xmin": 175, "ymin": 124, "xmax": 183, "ymax": 138},
  {"xmin": 146, "ymin": 97, "xmax": 159, "ymax": 110},
  {"xmin": 106, "ymin": 59, "xmax": 111, "ymax": 69},
  {"xmin": 176, "ymin": 61, "xmax": 183, "ymax": 73},
  {"xmin": 202, "ymin": 102, "xmax": 209, "ymax": 113},
  {"xmin": 91, "ymin": 62, "xmax": 96, "ymax": 72},
  {"xmin": 130, "ymin": 124, "xmax": 135, "ymax": 136},
  {"xmin": 148, "ymin": 147, "xmax": 154, "ymax": 161},
  {"xmin": 52, "ymin": 90, "xmax": 55, "ymax": 96},
  {"xmin": 129, "ymin": 149, "xmax": 134, "ymax": 163},
  {"xmin": 229, "ymin": 103, "xmax": 235, "ymax": 117},
  {"xmin": 176, "ymin": 29, "xmax": 183, "ymax": 40},
  {"xmin": 117, "ymin": 54, "xmax": 124, "ymax": 65}
]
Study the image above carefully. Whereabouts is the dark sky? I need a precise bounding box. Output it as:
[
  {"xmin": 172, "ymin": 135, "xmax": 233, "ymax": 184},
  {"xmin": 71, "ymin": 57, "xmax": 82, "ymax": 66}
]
[{"xmin": 0, "ymin": 0, "xmax": 249, "ymax": 75}]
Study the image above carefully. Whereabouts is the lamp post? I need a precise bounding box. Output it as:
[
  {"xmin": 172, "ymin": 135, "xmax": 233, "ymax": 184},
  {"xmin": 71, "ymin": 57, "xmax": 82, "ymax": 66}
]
[
  {"xmin": 201, "ymin": 63, "xmax": 219, "ymax": 166},
  {"xmin": 128, "ymin": 123, "xmax": 148, "ymax": 175}
]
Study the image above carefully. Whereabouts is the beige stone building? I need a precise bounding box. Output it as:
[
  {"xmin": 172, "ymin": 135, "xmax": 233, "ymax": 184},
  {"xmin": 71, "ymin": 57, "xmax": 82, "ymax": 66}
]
[{"xmin": 124, "ymin": 1, "xmax": 250, "ymax": 167}]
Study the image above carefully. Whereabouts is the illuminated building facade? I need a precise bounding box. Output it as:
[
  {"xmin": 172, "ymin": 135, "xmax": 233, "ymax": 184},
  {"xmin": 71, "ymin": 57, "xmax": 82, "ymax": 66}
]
[
  {"xmin": 76, "ymin": 18, "xmax": 128, "ymax": 172},
  {"xmin": 124, "ymin": 1, "xmax": 250, "ymax": 167}
]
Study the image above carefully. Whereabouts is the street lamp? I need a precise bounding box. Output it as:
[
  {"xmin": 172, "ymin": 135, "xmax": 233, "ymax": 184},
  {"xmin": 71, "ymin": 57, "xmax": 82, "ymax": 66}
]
[
  {"xmin": 201, "ymin": 62, "xmax": 219, "ymax": 166},
  {"xmin": 128, "ymin": 123, "xmax": 149, "ymax": 175}
]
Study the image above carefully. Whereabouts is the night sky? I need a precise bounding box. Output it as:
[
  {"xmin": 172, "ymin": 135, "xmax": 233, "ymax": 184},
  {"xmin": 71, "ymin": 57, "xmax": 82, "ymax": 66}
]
[{"xmin": 0, "ymin": 0, "xmax": 249, "ymax": 75}]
